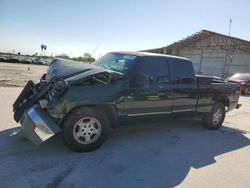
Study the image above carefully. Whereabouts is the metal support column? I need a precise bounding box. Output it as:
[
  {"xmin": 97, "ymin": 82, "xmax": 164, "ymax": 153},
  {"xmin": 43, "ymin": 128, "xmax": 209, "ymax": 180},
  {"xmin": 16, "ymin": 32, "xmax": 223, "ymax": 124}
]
[
  {"xmin": 198, "ymin": 49, "xmax": 203, "ymax": 74},
  {"xmin": 222, "ymin": 50, "xmax": 229, "ymax": 78}
]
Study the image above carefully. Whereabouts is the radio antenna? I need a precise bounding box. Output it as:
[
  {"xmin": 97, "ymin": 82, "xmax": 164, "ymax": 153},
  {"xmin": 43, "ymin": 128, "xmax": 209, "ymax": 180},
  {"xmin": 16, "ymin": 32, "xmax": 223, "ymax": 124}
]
[{"xmin": 228, "ymin": 19, "xmax": 232, "ymax": 36}]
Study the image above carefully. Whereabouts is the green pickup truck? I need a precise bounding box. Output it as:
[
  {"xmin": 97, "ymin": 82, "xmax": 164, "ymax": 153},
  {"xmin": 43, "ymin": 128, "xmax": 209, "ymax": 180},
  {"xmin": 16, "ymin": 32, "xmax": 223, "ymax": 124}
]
[{"xmin": 13, "ymin": 52, "xmax": 241, "ymax": 152}]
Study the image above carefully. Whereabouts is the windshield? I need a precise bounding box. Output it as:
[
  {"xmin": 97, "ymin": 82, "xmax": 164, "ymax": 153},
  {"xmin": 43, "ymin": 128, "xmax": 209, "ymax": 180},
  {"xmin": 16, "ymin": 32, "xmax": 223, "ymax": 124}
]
[
  {"xmin": 93, "ymin": 53, "xmax": 138, "ymax": 75},
  {"xmin": 230, "ymin": 73, "xmax": 250, "ymax": 81}
]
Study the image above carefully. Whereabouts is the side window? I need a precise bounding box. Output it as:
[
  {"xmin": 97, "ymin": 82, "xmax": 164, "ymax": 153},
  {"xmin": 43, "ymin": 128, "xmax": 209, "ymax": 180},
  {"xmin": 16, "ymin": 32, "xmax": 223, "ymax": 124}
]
[
  {"xmin": 137, "ymin": 57, "xmax": 170, "ymax": 85},
  {"xmin": 173, "ymin": 60, "xmax": 195, "ymax": 84}
]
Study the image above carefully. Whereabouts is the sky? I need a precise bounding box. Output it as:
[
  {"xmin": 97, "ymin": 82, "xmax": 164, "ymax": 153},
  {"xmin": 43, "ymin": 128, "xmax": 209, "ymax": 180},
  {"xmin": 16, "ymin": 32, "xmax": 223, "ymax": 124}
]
[{"xmin": 0, "ymin": 0, "xmax": 250, "ymax": 58}]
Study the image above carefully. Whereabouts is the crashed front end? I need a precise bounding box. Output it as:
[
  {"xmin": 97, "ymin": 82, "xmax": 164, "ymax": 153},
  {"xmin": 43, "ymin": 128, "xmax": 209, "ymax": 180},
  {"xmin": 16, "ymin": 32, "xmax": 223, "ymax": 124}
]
[
  {"xmin": 18, "ymin": 104, "xmax": 61, "ymax": 145},
  {"xmin": 13, "ymin": 58, "xmax": 118, "ymax": 145},
  {"xmin": 13, "ymin": 76, "xmax": 67, "ymax": 145}
]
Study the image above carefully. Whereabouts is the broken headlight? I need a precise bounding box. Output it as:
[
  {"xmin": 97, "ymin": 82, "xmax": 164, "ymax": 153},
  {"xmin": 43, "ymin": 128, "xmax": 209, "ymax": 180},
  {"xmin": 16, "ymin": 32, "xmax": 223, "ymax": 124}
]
[{"xmin": 50, "ymin": 77, "xmax": 68, "ymax": 97}]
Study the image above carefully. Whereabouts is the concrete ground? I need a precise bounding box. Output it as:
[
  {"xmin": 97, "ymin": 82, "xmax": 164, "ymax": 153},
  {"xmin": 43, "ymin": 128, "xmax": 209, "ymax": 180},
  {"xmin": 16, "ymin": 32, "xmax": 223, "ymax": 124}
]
[
  {"xmin": 0, "ymin": 87, "xmax": 249, "ymax": 188},
  {"xmin": 0, "ymin": 63, "xmax": 47, "ymax": 87}
]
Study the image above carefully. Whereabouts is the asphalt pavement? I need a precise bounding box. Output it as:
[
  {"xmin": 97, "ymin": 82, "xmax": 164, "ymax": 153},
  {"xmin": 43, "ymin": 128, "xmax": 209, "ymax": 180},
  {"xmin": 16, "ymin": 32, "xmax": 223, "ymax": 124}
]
[{"xmin": 0, "ymin": 87, "xmax": 249, "ymax": 188}]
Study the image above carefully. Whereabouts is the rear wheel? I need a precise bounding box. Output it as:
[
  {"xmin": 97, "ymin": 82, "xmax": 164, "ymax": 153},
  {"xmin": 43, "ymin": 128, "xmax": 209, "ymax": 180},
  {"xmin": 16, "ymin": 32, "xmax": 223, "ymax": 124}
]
[
  {"xmin": 62, "ymin": 107, "xmax": 110, "ymax": 152},
  {"xmin": 203, "ymin": 102, "xmax": 225, "ymax": 130}
]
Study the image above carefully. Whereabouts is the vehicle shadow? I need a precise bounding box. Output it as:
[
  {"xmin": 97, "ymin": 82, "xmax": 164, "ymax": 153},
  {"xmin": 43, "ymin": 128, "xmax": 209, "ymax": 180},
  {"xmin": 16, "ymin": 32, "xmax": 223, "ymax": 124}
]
[{"xmin": 0, "ymin": 120, "xmax": 249, "ymax": 188}]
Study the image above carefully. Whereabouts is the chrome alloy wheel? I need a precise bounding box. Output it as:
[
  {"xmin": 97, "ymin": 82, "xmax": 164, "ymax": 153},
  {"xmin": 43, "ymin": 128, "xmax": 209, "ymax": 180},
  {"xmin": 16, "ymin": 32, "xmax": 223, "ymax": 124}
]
[
  {"xmin": 213, "ymin": 109, "xmax": 223, "ymax": 125},
  {"xmin": 73, "ymin": 117, "xmax": 102, "ymax": 144}
]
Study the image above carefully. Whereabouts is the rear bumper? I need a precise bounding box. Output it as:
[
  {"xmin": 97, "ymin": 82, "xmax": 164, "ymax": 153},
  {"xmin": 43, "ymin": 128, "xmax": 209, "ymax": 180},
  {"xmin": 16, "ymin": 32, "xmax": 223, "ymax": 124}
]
[
  {"xmin": 19, "ymin": 105, "xmax": 61, "ymax": 145},
  {"xmin": 236, "ymin": 104, "xmax": 242, "ymax": 109},
  {"xmin": 227, "ymin": 101, "xmax": 241, "ymax": 112}
]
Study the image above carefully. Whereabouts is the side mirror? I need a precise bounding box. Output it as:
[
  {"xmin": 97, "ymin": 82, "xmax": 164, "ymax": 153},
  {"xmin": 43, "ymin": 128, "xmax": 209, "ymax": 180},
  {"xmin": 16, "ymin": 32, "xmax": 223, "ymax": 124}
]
[{"xmin": 130, "ymin": 74, "xmax": 148, "ymax": 87}]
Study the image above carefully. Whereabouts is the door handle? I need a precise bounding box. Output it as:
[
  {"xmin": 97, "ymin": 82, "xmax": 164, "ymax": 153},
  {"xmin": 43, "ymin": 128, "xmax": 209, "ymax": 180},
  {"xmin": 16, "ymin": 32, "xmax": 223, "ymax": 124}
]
[
  {"xmin": 126, "ymin": 93, "xmax": 134, "ymax": 102},
  {"xmin": 125, "ymin": 96, "xmax": 134, "ymax": 102}
]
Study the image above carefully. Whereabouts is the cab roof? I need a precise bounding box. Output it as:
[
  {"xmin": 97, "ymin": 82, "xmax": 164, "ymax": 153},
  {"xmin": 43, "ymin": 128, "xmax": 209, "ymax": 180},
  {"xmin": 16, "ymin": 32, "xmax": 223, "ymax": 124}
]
[{"xmin": 109, "ymin": 51, "xmax": 191, "ymax": 61}]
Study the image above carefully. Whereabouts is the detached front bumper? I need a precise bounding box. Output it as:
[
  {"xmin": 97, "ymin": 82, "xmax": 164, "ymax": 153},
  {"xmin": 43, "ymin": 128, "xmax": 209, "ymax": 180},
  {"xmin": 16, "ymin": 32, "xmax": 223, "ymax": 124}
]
[{"xmin": 19, "ymin": 105, "xmax": 61, "ymax": 145}]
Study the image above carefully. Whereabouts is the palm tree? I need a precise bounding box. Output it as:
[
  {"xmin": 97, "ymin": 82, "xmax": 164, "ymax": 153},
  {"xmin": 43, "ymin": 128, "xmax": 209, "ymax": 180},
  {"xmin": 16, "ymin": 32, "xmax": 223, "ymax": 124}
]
[
  {"xmin": 41, "ymin": 44, "xmax": 44, "ymax": 55},
  {"xmin": 40, "ymin": 44, "xmax": 47, "ymax": 56},
  {"xmin": 43, "ymin": 45, "xmax": 47, "ymax": 55}
]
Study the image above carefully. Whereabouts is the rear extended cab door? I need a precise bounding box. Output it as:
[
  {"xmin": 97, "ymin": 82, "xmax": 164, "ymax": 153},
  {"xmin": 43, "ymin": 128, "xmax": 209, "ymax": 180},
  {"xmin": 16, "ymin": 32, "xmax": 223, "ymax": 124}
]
[{"xmin": 169, "ymin": 58, "xmax": 198, "ymax": 116}]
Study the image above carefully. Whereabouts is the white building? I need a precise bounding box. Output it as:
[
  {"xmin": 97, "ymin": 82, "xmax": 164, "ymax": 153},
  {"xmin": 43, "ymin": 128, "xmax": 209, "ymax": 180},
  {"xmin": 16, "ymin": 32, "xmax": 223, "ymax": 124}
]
[{"xmin": 142, "ymin": 30, "xmax": 250, "ymax": 77}]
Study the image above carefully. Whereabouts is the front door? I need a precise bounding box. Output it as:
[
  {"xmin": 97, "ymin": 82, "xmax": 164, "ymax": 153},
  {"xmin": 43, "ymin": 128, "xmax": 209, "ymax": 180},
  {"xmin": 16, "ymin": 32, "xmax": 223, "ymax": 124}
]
[{"xmin": 121, "ymin": 57, "xmax": 173, "ymax": 116}]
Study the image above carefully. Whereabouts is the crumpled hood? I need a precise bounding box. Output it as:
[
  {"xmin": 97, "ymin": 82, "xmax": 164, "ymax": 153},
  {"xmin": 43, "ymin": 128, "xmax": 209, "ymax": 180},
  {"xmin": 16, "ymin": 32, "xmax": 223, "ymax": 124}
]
[
  {"xmin": 46, "ymin": 58, "xmax": 123, "ymax": 84},
  {"xmin": 46, "ymin": 58, "xmax": 103, "ymax": 80}
]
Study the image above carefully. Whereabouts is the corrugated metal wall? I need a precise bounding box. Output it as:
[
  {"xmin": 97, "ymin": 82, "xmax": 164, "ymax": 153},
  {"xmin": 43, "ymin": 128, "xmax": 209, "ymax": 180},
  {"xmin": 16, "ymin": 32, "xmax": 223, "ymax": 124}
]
[
  {"xmin": 177, "ymin": 35, "xmax": 250, "ymax": 77},
  {"xmin": 179, "ymin": 48, "xmax": 225, "ymax": 76},
  {"xmin": 226, "ymin": 52, "xmax": 250, "ymax": 75}
]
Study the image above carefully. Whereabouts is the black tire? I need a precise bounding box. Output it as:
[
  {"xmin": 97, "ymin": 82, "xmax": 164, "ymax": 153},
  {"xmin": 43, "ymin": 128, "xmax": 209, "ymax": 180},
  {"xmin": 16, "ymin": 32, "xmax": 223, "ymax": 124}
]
[
  {"xmin": 62, "ymin": 107, "xmax": 110, "ymax": 152},
  {"xmin": 203, "ymin": 102, "xmax": 225, "ymax": 130}
]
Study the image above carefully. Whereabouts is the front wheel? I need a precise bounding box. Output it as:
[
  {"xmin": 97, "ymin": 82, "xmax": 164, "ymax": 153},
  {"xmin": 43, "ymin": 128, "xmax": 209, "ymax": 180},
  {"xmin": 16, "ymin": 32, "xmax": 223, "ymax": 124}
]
[
  {"xmin": 203, "ymin": 102, "xmax": 225, "ymax": 130},
  {"xmin": 62, "ymin": 107, "xmax": 110, "ymax": 152}
]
